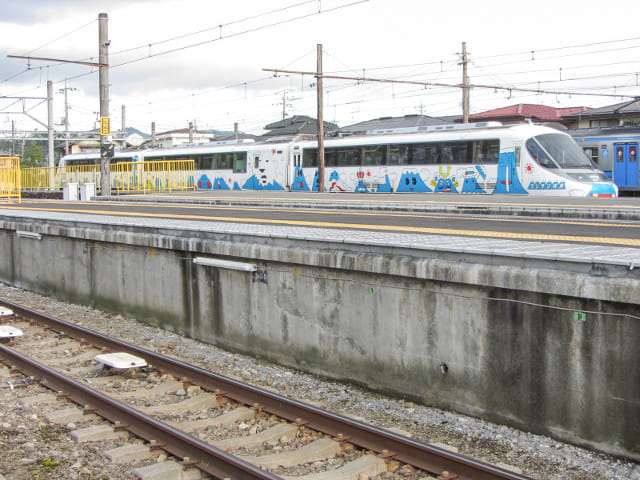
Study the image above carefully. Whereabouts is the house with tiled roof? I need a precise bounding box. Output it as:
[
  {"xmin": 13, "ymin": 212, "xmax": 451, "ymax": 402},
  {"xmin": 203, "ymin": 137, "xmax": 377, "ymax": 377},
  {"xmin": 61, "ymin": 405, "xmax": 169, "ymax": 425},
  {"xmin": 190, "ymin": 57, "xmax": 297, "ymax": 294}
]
[
  {"xmin": 338, "ymin": 114, "xmax": 448, "ymax": 135},
  {"xmin": 464, "ymin": 103, "xmax": 590, "ymax": 128},
  {"xmin": 151, "ymin": 128, "xmax": 214, "ymax": 148},
  {"xmin": 263, "ymin": 115, "xmax": 338, "ymax": 137},
  {"xmin": 561, "ymin": 100, "xmax": 640, "ymax": 128}
]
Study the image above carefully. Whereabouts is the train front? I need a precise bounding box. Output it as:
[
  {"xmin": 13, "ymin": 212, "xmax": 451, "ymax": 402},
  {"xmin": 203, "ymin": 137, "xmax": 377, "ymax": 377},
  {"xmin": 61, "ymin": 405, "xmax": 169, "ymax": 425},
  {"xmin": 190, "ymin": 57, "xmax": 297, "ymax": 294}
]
[{"xmin": 524, "ymin": 131, "xmax": 618, "ymax": 197}]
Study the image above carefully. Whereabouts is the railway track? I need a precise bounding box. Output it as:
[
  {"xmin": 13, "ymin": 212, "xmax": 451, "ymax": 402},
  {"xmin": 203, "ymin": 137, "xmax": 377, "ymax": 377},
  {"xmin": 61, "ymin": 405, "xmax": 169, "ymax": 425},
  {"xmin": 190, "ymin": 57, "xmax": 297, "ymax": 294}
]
[{"xmin": 0, "ymin": 298, "xmax": 533, "ymax": 480}]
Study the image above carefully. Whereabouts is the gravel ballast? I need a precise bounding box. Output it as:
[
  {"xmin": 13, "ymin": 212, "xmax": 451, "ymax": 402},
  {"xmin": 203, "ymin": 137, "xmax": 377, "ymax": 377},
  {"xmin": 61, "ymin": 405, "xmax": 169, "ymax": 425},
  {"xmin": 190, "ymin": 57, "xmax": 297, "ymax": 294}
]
[{"xmin": 0, "ymin": 283, "xmax": 638, "ymax": 480}]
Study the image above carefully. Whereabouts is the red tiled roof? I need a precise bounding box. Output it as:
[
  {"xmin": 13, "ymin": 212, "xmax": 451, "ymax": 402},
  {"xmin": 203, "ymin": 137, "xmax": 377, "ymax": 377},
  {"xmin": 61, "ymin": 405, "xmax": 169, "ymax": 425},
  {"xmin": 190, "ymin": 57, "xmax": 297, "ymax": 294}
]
[{"xmin": 468, "ymin": 104, "xmax": 590, "ymax": 121}]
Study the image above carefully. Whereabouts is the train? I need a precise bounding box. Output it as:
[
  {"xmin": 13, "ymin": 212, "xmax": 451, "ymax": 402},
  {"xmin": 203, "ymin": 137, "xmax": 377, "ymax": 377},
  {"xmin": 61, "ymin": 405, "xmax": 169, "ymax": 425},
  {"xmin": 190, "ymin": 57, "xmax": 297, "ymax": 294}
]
[
  {"xmin": 570, "ymin": 126, "xmax": 640, "ymax": 195},
  {"xmin": 59, "ymin": 122, "xmax": 618, "ymax": 197}
]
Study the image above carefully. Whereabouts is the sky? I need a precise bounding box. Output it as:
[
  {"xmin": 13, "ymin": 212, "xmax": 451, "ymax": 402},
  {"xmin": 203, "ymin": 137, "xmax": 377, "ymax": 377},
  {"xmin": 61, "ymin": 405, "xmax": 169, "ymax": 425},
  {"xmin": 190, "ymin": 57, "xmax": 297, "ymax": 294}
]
[{"xmin": 1, "ymin": 0, "xmax": 639, "ymax": 136}]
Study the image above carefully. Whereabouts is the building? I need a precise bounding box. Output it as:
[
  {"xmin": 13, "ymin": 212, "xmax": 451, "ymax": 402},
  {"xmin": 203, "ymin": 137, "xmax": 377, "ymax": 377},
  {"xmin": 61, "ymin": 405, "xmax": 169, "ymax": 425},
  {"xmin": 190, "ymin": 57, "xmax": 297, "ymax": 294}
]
[
  {"xmin": 338, "ymin": 114, "xmax": 448, "ymax": 136},
  {"xmin": 263, "ymin": 116, "xmax": 338, "ymax": 137},
  {"xmin": 464, "ymin": 103, "xmax": 590, "ymax": 129},
  {"xmin": 149, "ymin": 128, "xmax": 214, "ymax": 148},
  {"xmin": 561, "ymin": 100, "xmax": 640, "ymax": 129}
]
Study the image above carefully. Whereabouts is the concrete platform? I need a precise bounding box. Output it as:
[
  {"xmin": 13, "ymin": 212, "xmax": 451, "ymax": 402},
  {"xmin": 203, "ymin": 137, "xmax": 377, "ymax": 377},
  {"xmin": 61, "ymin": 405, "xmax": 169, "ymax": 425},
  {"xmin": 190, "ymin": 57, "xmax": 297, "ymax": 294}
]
[{"xmin": 1, "ymin": 201, "xmax": 638, "ymax": 460}]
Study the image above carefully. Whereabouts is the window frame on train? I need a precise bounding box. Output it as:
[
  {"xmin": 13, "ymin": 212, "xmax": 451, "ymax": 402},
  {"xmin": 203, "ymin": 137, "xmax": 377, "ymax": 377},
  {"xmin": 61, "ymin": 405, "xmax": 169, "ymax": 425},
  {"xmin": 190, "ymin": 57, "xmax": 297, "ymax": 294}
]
[{"xmin": 301, "ymin": 139, "xmax": 500, "ymax": 168}]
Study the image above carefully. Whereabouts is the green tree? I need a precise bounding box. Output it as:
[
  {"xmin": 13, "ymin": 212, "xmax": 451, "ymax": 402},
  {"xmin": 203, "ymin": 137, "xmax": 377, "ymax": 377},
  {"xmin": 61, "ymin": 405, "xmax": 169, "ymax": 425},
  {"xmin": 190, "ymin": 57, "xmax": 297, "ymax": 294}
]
[{"xmin": 22, "ymin": 142, "xmax": 45, "ymax": 167}]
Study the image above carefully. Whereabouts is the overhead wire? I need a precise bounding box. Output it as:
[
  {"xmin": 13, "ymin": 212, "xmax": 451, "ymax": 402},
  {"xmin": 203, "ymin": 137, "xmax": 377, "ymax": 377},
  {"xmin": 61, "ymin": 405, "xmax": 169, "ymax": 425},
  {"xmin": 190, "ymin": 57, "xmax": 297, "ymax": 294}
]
[{"xmin": 5, "ymin": 7, "xmax": 640, "ymax": 132}]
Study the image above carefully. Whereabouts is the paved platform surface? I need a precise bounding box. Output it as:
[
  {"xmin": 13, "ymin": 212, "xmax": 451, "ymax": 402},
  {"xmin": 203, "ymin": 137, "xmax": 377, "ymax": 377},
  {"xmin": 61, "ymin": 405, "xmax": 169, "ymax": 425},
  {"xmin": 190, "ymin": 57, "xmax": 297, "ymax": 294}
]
[
  {"xmin": 96, "ymin": 191, "xmax": 640, "ymax": 220},
  {"xmin": 2, "ymin": 207, "xmax": 639, "ymax": 268}
]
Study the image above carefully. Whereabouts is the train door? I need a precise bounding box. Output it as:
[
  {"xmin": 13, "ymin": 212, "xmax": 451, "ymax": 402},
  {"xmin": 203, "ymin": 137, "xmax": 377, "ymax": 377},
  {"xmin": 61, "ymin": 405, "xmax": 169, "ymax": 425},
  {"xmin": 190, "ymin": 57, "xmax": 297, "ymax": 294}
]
[{"xmin": 613, "ymin": 143, "xmax": 639, "ymax": 188}]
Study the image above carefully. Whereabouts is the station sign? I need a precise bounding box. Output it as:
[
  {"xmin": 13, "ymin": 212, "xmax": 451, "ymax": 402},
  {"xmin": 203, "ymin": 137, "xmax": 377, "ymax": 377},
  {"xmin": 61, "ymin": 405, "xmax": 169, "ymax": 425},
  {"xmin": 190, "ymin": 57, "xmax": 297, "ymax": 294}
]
[{"xmin": 100, "ymin": 116, "xmax": 111, "ymax": 136}]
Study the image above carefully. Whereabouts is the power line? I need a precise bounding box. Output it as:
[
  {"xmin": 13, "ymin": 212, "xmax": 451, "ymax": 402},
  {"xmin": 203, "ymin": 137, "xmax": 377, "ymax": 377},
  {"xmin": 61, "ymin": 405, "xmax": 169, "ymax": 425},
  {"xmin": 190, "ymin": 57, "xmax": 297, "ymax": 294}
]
[
  {"xmin": 110, "ymin": 0, "xmax": 321, "ymax": 57},
  {"xmin": 23, "ymin": 17, "xmax": 97, "ymax": 56},
  {"xmin": 108, "ymin": 0, "xmax": 369, "ymax": 71}
]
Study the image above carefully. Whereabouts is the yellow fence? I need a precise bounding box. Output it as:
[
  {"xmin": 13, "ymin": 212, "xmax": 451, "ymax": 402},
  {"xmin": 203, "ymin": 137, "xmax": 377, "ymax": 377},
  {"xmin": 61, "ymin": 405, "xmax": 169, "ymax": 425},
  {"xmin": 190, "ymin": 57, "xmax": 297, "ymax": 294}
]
[
  {"xmin": 112, "ymin": 160, "xmax": 196, "ymax": 193},
  {"xmin": 0, "ymin": 156, "xmax": 21, "ymax": 203},
  {"xmin": 21, "ymin": 159, "xmax": 196, "ymax": 194}
]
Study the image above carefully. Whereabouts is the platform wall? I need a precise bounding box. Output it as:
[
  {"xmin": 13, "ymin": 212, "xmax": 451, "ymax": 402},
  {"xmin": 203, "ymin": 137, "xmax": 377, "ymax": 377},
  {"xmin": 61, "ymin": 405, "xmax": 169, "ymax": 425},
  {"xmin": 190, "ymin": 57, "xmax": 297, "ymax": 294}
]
[{"xmin": 0, "ymin": 217, "xmax": 638, "ymax": 460}]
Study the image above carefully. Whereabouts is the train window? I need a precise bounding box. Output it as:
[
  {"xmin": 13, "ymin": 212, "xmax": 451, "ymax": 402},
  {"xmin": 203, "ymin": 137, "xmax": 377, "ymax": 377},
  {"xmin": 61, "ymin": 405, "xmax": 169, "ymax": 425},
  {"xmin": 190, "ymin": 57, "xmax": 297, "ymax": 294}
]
[
  {"xmin": 335, "ymin": 147, "xmax": 360, "ymax": 166},
  {"xmin": 388, "ymin": 145, "xmax": 408, "ymax": 165},
  {"xmin": 583, "ymin": 147, "xmax": 599, "ymax": 164},
  {"xmin": 363, "ymin": 145, "xmax": 385, "ymax": 166},
  {"xmin": 324, "ymin": 149, "xmax": 337, "ymax": 167},
  {"xmin": 526, "ymin": 138, "xmax": 558, "ymax": 169},
  {"xmin": 409, "ymin": 144, "xmax": 439, "ymax": 164},
  {"xmin": 233, "ymin": 152, "xmax": 247, "ymax": 173},
  {"xmin": 212, "ymin": 153, "xmax": 232, "ymax": 169},
  {"xmin": 475, "ymin": 139, "xmax": 500, "ymax": 164},
  {"xmin": 199, "ymin": 155, "xmax": 213, "ymax": 170},
  {"xmin": 529, "ymin": 134, "xmax": 596, "ymax": 169},
  {"xmin": 302, "ymin": 148, "xmax": 318, "ymax": 167}
]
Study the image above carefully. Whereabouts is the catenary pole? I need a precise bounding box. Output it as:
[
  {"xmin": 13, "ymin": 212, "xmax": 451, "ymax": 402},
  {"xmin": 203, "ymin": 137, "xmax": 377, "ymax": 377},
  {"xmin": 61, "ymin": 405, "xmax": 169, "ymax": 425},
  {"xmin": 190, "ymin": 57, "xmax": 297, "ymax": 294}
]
[
  {"xmin": 461, "ymin": 42, "xmax": 470, "ymax": 124},
  {"xmin": 47, "ymin": 81, "xmax": 54, "ymax": 168},
  {"xmin": 316, "ymin": 44, "xmax": 325, "ymax": 193},
  {"xmin": 99, "ymin": 12, "xmax": 111, "ymax": 196}
]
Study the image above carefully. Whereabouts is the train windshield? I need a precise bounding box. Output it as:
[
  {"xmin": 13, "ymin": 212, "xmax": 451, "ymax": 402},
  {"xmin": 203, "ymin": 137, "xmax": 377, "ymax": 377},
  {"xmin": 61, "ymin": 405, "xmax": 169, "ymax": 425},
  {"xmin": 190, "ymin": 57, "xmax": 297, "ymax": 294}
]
[{"xmin": 526, "ymin": 134, "xmax": 597, "ymax": 169}]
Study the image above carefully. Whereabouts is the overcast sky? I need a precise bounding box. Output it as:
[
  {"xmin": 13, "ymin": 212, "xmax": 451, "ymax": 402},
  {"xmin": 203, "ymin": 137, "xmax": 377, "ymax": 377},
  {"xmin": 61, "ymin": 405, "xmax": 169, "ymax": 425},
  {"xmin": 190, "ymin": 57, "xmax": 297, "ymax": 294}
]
[{"xmin": 1, "ymin": 0, "xmax": 639, "ymax": 135}]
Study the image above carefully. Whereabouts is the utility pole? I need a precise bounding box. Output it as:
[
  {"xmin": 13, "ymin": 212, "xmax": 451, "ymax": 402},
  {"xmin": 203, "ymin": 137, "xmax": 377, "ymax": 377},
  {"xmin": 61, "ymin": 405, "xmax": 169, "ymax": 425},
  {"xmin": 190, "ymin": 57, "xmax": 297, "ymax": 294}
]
[
  {"xmin": 60, "ymin": 81, "xmax": 76, "ymax": 156},
  {"xmin": 47, "ymin": 80, "xmax": 54, "ymax": 168},
  {"xmin": 316, "ymin": 43, "xmax": 325, "ymax": 193},
  {"xmin": 461, "ymin": 42, "xmax": 470, "ymax": 124},
  {"xmin": 282, "ymin": 91, "xmax": 287, "ymax": 120},
  {"xmin": 11, "ymin": 121, "xmax": 15, "ymax": 156},
  {"xmin": 64, "ymin": 83, "xmax": 70, "ymax": 155},
  {"xmin": 121, "ymin": 104, "xmax": 126, "ymax": 139},
  {"xmin": 99, "ymin": 12, "xmax": 111, "ymax": 196},
  {"xmin": 151, "ymin": 122, "xmax": 156, "ymax": 147}
]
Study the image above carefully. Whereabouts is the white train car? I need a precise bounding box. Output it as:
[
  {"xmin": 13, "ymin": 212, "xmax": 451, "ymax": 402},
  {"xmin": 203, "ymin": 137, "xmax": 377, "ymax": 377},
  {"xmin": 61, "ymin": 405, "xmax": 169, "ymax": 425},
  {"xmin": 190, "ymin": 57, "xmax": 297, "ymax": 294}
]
[
  {"xmin": 59, "ymin": 123, "xmax": 617, "ymax": 197},
  {"xmin": 289, "ymin": 122, "xmax": 617, "ymax": 197}
]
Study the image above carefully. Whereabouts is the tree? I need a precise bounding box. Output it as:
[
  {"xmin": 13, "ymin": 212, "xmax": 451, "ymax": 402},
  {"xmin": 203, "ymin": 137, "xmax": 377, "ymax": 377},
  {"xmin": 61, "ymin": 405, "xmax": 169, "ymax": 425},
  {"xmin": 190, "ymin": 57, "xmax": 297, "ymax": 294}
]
[{"xmin": 22, "ymin": 142, "xmax": 45, "ymax": 167}]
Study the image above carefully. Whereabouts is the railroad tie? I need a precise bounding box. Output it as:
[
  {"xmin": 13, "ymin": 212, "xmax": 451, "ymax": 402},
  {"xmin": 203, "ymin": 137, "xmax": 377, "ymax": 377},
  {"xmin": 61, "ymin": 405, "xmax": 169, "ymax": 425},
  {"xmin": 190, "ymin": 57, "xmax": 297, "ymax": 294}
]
[
  {"xmin": 132, "ymin": 460, "xmax": 202, "ymax": 480},
  {"xmin": 109, "ymin": 379, "xmax": 184, "ymax": 400},
  {"xmin": 104, "ymin": 443, "xmax": 154, "ymax": 464},
  {"xmin": 137, "ymin": 392, "xmax": 218, "ymax": 416},
  {"xmin": 70, "ymin": 424, "xmax": 129, "ymax": 443},
  {"xmin": 166, "ymin": 405, "xmax": 256, "ymax": 432},
  {"xmin": 211, "ymin": 421, "xmax": 299, "ymax": 451},
  {"xmin": 281, "ymin": 454, "xmax": 387, "ymax": 480},
  {"xmin": 45, "ymin": 406, "xmax": 97, "ymax": 425},
  {"xmin": 241, "ymin": 437, "xmax": 341, "ymax": 468}
]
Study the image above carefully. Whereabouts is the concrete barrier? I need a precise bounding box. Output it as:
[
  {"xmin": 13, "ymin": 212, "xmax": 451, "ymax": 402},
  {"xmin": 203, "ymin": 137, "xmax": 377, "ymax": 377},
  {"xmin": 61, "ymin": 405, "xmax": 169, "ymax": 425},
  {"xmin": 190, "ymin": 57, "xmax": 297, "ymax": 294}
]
[{"xmin": 0, "ymin": 214, "xmax": 638, "ymax": 460}]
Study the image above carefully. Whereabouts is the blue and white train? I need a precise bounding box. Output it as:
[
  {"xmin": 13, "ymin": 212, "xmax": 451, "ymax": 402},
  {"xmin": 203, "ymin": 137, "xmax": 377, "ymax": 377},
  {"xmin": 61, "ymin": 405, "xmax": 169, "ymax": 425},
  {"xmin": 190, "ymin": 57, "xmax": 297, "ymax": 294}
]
[
  {"xmin": 59, "ymin": 122, "xmax": 618, "ymax": 197},
  {"xmin": 571, "ymin": 126, "xmax": 640, "ymax": 195}
]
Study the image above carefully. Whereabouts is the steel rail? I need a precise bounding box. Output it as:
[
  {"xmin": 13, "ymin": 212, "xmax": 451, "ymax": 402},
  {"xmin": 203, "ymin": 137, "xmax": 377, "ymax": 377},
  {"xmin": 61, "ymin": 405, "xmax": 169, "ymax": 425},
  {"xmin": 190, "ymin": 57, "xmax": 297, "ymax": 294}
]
[
  {"xmin": 0, "ymin": 298, "xmax": 534, "ymax": 480},
  {"xmin": 0, "ymin": 342, "xmax": 281, "ymax": 480}
]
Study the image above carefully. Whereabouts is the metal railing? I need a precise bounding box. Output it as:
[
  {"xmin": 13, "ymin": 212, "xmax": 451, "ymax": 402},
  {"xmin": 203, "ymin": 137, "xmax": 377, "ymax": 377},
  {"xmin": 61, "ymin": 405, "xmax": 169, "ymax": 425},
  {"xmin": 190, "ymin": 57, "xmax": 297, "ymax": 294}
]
[
  {"xmin": 112, "ymin": 160, "xmax": 196, "ymax": 194},
  {"xmin": 20, "ymin": 160, "xmax": 196, "ymax": 194},
  {"xmin": 0, "ymin": 156, "xmax": 21, "ymax": 202}
]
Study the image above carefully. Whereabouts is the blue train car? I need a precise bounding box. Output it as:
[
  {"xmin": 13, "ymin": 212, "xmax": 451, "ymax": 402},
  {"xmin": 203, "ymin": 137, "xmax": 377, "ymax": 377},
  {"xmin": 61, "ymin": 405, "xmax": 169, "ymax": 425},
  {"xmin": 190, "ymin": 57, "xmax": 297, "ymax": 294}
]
[{"xmin": 571, "ymin": 127, "xmax": 640, "ymax": 194}]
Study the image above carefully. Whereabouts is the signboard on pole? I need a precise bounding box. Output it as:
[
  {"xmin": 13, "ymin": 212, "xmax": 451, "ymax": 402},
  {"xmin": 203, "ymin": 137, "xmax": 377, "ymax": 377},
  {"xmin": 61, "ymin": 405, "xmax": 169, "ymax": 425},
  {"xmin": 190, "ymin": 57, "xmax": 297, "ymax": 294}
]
[{"xmin": 100, "ymin": 116, "xmax": 111, "ymax": 136}]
